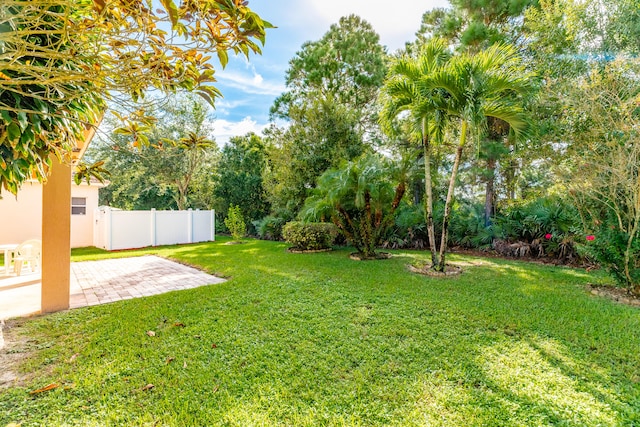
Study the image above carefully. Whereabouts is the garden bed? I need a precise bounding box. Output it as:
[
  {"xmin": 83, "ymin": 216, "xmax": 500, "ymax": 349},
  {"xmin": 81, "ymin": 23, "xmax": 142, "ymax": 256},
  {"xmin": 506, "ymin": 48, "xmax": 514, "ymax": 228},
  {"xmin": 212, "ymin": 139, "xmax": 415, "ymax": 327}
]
[
  {"xmin": 408, "ymin": 263, "xmax": 463, "ymax": 277},
  {"xmin": 587, "ymin": 284, "xmax": 640, "ymax": 308},
  {"xmin": 349, "ymin": 252, "xmax": 392, "ymax": 261},
  {"xmin": 287, "ymin": 247, "xmax": 332, "ymax": 254}
]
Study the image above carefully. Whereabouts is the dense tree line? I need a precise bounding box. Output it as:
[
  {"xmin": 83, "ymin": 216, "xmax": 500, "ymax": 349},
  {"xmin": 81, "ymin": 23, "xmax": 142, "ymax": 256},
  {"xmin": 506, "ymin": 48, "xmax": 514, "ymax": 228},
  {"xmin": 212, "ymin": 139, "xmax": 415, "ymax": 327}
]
[{"xmin": 92, "ymin": 0, "xmax": 640, "ymax": 292}]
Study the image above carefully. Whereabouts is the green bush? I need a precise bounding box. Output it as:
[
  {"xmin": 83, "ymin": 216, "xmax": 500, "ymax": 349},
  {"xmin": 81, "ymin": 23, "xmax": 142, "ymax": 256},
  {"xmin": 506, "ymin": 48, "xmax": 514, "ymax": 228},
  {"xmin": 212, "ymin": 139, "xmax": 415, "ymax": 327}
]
[
  {"xmin": 224, "ymin": 205, "xmax": 246, "ymax": 241},
  {"xmin": 253, "ymin": 215, "xmax": 287, "ymax": 241},
  {"xmin": 449, "ymin": 203, "xmax": 503, "ymax": 250},
  {"xmin": 282, "ymin": 222, "xmax": 336, "ymax": 251},
  {"xmin": 300, "ymin": 154, "xmax": 406, "ymax": 258},
  {"xmin": 495, "ymin": 197, "xmax": 582, "ymax": 261},
  {"xmin": 382, "ymin": 202, "xmax": 430, "ymax": 249},
  {"xmin": 579, "ymin": 221, "xmax": 640, "ymax": 294}
]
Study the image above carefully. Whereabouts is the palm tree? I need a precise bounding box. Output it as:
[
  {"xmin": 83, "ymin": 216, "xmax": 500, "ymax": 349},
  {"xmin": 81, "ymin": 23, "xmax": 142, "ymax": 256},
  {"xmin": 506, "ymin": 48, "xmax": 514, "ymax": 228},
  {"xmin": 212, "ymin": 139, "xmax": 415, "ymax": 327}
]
[
  {"xmin": 301, "ymin": 154, "xmax": 406, "ymax": 259},
  {"xmin": 379, "ymin": 39, "xmax": 452, "ymax": 267},
  {"xmin": 426, "ymin": 43, "xmax": 532, "ymax": 271}
]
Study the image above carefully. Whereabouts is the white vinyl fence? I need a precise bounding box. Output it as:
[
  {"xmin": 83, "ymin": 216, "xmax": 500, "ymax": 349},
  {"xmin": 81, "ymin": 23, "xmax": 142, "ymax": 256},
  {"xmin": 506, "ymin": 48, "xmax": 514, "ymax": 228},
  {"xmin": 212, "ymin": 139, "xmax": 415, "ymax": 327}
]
[{"xmin": 94, "ymin": 207, "xmax": 215, "ymax": 251}]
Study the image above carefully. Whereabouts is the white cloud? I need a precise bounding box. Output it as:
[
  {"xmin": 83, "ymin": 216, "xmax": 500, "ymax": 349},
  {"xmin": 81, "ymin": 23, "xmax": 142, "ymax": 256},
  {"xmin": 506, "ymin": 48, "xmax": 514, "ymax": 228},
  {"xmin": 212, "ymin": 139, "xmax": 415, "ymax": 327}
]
[
  {"xmin": 214, "ymin": 99, "xmax": 250, "ymax": 116},
  {"xmin": 217, "ymin": 68, "xmax": 285, "ymax": 96},
  {"xmin": 212, "ymin": 117, "xmax": 269, "ymax": 145},
  {"xmin": 306, "ymin": 0, "xmax": 450, "ymax": 51}
]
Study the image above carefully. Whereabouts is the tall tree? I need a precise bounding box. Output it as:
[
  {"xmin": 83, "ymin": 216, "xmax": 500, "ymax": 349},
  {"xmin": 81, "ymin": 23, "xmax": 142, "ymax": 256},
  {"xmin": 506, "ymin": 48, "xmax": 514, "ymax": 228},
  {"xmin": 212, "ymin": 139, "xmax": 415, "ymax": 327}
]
[
  {"xmin": 414, "ymin": 0, "xmax": 537, "ymax": 52},
  {"xmin": 213, "ymin": 132, "xmax": 270, "ymax": 224},
  {"xmin": 430, "ymin": 44, "xmax": 531, "ymax": 271},
  {"xmin": 413, "ymin": 0, "xmax": 538, "ymax": 226},
  {"xmin": 264, "ymin": 15, "xmax": 387, "ymax": 217},
  {"xmin": 380, "ymin": 39, "xmax": 452, "ymax": 267},
  {"xmin": 264, "ymin": 98, "xmax": 365, "ymax": 216},
  {"xmin": 90, "ymin": 95, "xmax": 217, "ymax": 210},
  {"xmin": 271, "ymin": 14, "xmax": 387, "ymax": 140},
  {"xmin": 0, "ymin": 0, "xmax": 271, "ymax": 193}
]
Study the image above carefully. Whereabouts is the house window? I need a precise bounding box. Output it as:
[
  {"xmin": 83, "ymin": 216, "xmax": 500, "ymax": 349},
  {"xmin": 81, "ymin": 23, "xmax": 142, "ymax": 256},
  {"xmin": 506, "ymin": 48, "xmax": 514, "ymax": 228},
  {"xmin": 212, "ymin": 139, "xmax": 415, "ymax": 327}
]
[{"xmin": 71, "ymin": 197, "xmax": 87, "ymax": 215}]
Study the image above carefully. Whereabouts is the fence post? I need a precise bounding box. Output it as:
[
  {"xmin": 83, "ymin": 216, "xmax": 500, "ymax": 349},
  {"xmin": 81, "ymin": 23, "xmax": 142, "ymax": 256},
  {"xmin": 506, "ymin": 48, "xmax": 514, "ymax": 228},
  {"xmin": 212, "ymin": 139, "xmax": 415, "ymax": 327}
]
[
  {"xmin": 187, "ymin": 208, "xmax": 193, "ymax": 244},
  {"xmin": 150, "ymin": 208, "xmax": 156, "ymax": 247},
  {"xmin": 106, "ymin": 207, "xmax": 112, "ymax": 251},
  {"xmin": 211, "ymin": 210, "xmax": 215, "ymax": 241}
]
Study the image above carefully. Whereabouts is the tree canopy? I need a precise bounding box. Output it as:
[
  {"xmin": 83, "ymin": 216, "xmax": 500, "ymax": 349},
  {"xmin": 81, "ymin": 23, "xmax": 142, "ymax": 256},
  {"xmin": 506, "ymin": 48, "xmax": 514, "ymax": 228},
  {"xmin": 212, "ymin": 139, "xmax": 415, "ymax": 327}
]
[
  {"xmin": 0, "ymin": 0, "xmax": 272, "ymax": 193},
  {"xmin": 264, "ymin": 15, "xmax": 386, "ymax": 215}
]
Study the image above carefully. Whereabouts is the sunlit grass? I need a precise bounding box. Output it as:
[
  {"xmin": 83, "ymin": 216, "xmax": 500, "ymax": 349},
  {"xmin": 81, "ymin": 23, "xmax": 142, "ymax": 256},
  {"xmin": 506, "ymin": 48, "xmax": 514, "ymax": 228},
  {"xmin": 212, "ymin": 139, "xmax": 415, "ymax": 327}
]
[{"xmin": 1, "ymin": 237, "xmax": 638, "ymax": 426}]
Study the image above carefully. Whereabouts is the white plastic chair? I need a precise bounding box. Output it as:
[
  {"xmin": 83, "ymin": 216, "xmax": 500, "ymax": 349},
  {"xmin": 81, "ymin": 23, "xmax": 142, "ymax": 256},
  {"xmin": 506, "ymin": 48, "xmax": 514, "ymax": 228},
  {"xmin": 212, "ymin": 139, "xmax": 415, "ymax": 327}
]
[{"xmin": 13, "ymin": 239, "xmax": 42, "ymax": 276}]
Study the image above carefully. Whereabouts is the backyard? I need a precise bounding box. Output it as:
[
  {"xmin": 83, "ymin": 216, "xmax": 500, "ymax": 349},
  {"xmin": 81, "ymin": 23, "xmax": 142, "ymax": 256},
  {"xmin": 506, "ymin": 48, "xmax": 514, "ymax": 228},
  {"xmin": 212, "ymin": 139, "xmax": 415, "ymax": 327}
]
[{"xmin": 1, "ymin": 238, "xmax": 639, "ymax": 426}]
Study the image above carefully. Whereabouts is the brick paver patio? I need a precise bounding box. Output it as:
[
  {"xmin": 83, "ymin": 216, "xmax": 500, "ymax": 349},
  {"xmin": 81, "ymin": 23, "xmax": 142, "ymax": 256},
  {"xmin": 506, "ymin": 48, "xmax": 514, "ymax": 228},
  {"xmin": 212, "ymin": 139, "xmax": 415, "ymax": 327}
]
[
  {"xmin": 69, "ymin": 255, "xmax": 226, "ymax": 308},
  {"xmin": 0, "ymin": 255, "xmax": 225, "ymax": 319}
]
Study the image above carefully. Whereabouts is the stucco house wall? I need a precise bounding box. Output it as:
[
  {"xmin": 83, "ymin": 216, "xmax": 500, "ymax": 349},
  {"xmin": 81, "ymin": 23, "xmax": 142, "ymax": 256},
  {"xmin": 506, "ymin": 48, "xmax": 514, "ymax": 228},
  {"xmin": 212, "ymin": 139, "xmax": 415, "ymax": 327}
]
[
  {"xmin": 0, "ymin": 180, "xmax": 104, "ymax": 248},
  {"xmin": 0, "ymin": 182, "xmax": 42, "ymax": 244}
]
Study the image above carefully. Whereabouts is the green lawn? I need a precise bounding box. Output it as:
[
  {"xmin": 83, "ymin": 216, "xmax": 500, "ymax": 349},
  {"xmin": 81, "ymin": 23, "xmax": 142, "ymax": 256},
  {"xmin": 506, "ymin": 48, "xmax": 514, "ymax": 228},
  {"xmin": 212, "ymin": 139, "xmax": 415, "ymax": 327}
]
[{"xmin": 1, "ymin": 238, "xmax": 639, "ymax": 426}]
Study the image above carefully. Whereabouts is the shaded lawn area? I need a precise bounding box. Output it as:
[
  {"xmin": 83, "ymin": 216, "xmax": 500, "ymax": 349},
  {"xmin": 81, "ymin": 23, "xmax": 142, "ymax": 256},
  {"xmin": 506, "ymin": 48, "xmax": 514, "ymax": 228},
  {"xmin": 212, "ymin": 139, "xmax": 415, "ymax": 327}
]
[{"xmin": 1, "ymin": 238, "xmax": 639, "ymax": 426}]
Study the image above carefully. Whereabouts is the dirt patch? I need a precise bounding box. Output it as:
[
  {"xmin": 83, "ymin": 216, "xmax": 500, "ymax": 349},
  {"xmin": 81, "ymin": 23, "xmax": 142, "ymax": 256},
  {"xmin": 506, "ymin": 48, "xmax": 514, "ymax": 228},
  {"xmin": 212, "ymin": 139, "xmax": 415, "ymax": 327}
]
[
  {"xmin": 287, "ymin": 247, "xmax": 333, "ymax": 254},
  {"xmin": 349, "ymin": 252, "xmax": 392, "ymax": 261},
  {"xmin": 0, "ymin": 318, "xmax": 35, "ymax": 389},
  {"xmin": 408, "ymin": 264, "xmax": 463, "ymax": 277},
  {"xmin": 587, "ymin": 284, "xmax": 640, "ymax": 308}
]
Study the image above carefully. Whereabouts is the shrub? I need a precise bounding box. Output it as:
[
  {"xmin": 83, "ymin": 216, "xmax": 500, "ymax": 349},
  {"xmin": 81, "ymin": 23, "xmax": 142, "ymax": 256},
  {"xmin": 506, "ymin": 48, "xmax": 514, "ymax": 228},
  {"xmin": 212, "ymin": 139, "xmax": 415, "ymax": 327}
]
[
  {"xmin": 224, "ymin": 205, "xmax": 246, "ymax": 241},
  {"xmin": 253, "ymin": 215, "xmax": 287, "ymax": 241},
  {"xmin": 301, "ymin": 154, "xmax": 406, "ymax": 258},
  {"xmin": 382, "ymin": 203, "xmax": 429, "ymax": 249},
  {"xmin": 494, "ymin": 197, "xmax": 581, "ymax": 261},
  {"xmin": 579, "ymin": 221, "xmax": 640, "ymax": 295},
  {"xmin": 449, "ymin": 203, "xmax": 503, "ymax": 250},
  {"xmin": 282, "ymin": 222, "xmax": 336, "ymax": 251}
]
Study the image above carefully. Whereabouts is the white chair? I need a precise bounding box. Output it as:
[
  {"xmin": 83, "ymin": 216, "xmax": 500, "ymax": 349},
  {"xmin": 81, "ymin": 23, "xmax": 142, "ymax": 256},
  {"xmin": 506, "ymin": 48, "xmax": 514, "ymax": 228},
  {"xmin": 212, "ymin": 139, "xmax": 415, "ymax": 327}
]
[{"xmin": 13, "ymin": 239, "xmax": 42, "ymax": 276}]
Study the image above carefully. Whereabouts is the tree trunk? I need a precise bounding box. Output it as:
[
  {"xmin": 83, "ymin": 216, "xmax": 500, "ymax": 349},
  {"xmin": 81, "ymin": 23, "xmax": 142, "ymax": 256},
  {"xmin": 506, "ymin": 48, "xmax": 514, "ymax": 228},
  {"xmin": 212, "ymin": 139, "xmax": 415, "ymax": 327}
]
[
  {"xmin": 484, "ymin": 157, "xmax": 496, "ymax": 227},
  {"xmin": 363, "ymin": 191, "xmax": 375, "ymax": 257},
  {"xmin": 437, "ymin": 120, "xmax": 468, "ymax": 272},
  {"xmin": 422, "ymin": 118, "xmax": 439, "ymax": 268},
  {"xmin": 504, "ymin": 158, "xmax": 518, "ymax": 201}
]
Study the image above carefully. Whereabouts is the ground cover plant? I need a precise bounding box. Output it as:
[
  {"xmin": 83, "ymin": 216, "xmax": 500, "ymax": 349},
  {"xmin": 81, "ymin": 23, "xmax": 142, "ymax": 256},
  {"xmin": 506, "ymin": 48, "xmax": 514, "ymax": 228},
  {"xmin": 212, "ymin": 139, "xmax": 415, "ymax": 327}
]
[{"xmin": 1, "ymin": 238, "xmax": 639, "ymax": 426}]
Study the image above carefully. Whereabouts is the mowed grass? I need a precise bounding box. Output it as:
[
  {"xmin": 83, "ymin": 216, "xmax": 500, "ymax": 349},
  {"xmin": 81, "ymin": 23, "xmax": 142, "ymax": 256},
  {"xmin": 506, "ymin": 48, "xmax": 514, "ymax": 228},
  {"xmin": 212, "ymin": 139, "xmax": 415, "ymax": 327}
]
[{"xmin": 1, "ymin": 237, "xmax": 639, "ymax": 426}]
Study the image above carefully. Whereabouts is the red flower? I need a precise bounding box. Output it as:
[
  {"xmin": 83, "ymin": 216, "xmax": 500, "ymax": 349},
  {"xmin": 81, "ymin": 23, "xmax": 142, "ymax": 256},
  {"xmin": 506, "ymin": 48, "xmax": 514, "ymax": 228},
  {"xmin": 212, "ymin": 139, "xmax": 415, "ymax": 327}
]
[
  {"xmin": 586, "ymin": 235, "xmax": 595, "ymax": 241},
  {"xmin": 545, "ymin": 233, "xmax": 552, "ymax": 240}
]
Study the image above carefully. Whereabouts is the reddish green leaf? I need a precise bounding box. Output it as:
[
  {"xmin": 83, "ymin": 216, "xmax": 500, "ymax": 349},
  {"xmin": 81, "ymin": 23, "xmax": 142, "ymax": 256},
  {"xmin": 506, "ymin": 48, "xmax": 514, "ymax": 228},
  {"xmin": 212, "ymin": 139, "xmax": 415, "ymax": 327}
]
[{"xmin": 159, "ymin": 0, "xmax": 179, "ymax": 27}]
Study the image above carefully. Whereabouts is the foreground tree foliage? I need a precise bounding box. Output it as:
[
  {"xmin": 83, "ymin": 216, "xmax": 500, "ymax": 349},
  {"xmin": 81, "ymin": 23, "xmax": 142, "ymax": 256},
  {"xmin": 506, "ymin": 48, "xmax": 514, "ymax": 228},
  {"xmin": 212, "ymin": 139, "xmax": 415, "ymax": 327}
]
[
  {"xmin": 0, "ymin": 0, "xmax": 271, "ymax": 194},
  {"xmin": 562, "ymin": 60, "xmax": 640, "ymax": 295},
  {"xmin": 92, "ymin": 95, "xmax": 218, "ymax": 210}
]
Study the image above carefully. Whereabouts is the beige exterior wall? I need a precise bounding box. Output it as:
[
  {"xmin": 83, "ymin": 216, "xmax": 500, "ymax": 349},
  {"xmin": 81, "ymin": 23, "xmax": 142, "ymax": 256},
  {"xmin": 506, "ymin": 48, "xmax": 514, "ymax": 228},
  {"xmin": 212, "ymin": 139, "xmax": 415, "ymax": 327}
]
[
  {"xmin": 0, "ymin": 181, "xmax": 102, "ymax": 248},
  {"xmin": 69, "ymin": 184, "xmax": 101, "ymax": 248},
  {"xmin": 0, "ymin": 182, "xmax": 42, "ymax": 244}
]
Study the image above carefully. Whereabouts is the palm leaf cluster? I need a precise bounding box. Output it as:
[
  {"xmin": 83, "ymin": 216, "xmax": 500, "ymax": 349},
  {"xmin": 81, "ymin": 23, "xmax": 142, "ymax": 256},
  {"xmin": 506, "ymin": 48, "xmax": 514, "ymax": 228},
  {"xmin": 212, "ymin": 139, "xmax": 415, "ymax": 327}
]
[
  {"xmin": 301, "ymin": 154, "xmax": 406, "ymax": 258},
  {"xmin": 380, "ymin": 39, "xmax": 533, "ymax": 271}
]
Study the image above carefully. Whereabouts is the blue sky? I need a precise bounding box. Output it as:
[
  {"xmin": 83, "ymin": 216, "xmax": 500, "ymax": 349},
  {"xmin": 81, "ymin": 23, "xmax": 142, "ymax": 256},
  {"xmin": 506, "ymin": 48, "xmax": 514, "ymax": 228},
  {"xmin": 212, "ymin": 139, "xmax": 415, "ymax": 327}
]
[{"xmin": 209, "ymin": 0, "xmax": 450, "ymax": 143}]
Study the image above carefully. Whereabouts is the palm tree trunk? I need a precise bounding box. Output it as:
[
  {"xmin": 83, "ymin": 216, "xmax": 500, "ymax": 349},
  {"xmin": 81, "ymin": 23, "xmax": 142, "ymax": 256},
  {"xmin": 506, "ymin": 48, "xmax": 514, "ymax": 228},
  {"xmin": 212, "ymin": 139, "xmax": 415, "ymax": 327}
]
[
  {"xmin": 484, "ymin": 157, "xmax": 496, "ymax": 227},
  {"xmin": 422, "ymin": 118, "xmax": 438, "ymax": 268},
  {"xmin": 437, "ymin": 120, "xmax": 468, "ymax": 272}
]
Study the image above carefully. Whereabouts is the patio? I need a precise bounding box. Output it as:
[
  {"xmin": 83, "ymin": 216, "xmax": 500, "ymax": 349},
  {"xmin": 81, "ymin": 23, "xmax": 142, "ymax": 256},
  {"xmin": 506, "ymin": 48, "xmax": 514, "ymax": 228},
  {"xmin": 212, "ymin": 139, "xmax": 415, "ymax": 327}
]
[{"xmin": 0, "ymin": 255, "xmax": 226, "ymax": 320}]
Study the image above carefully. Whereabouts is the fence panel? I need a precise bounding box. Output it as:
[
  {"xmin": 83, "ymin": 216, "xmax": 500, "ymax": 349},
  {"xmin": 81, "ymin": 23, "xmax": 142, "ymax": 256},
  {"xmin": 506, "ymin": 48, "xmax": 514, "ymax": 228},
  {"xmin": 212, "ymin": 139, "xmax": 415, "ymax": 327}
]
[
  {"xmin": 156, "ymin": 211, "xmax": 190, "ymax": 246},
  {"xmin": 193, "ymin": 210, "xmax": 214, "ymax": 242},
  {"xmin": 110, "ymin": 210, "xmax": 153, "ymax": 250},
  {"xmin": 95, "ymin": 208, "xmax": 215, "ymax": 250}
]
